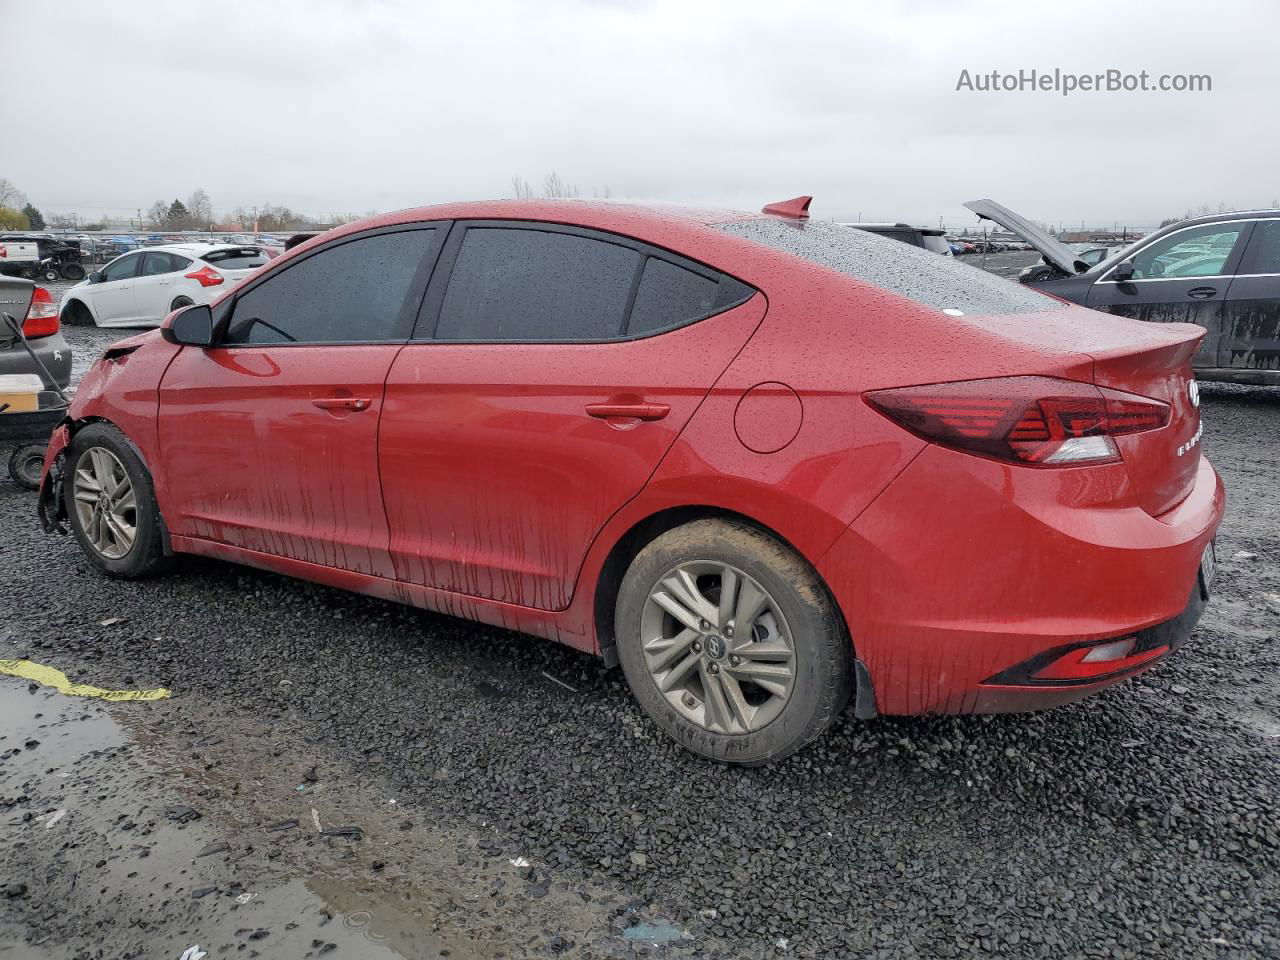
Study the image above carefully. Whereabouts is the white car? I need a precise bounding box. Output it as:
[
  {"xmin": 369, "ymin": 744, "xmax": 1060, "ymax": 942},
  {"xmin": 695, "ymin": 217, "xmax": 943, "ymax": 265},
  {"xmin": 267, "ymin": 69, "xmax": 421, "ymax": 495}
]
[{"xmin": 59, "ymin": 244, "xmax": 269, "ymax": 328}]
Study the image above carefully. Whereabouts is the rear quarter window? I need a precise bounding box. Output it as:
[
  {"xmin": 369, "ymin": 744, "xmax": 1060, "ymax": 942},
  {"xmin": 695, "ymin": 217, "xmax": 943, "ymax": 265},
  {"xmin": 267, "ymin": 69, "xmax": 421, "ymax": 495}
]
[{"xmin": 718, "ymin": 218, "xmax": 1053, "ymax": 315}]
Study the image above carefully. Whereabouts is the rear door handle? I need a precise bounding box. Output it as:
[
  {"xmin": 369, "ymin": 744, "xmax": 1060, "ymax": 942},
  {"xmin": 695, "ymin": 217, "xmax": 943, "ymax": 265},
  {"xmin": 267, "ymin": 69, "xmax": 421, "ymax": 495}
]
[
  {"xmin": 585, "ymin": 402, "xmax": 670, "ymax": 421},
  {"xmin": 1187, "ymin": 286, "xmax": 1217, "ymax": 299},
  {"xmin": 312, "ymin": 397, "xmax": 371, "ymax": 412}
]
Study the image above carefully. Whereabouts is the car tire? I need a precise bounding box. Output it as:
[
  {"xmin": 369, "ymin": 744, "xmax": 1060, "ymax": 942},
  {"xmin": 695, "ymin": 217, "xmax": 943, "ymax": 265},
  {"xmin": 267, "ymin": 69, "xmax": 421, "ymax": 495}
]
[
  {"xmin": 615, "ymin": 518, "xmax": 853, "ymax": 765},
  {"xmin": 7, "ymin": 443, "xmax": 46, "ymax": 491},
  {"xmin": 61, "ymin": 301, "xmax": 93, "ymax": 327},
  {"xmin": 63, "ymin": 423, "xmax": 172, "ymax": 579},
  {"xmin": 169, "ymin": 296, "xmax": 194, "ymax": 312},
  {"xmin": 59, "ymin": 262, "xmax": 86, "ymax": 281}
]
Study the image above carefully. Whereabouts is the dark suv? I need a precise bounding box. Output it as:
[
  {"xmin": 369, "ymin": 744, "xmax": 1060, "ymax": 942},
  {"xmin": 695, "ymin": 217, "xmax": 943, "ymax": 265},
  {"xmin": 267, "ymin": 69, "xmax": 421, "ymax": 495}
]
[{"xmin": 966, "ymin": 200, "xmax": 1280, "ymax": 385}]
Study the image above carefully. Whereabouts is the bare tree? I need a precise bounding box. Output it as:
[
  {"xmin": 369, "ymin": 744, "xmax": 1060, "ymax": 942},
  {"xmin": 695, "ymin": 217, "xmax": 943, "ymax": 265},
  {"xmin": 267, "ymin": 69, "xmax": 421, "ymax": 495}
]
[
  {"xmin": 510, "ymin": 175, "xmax": 534, "ymax": 199},
  {"xmin": 0, "ymin": 178, "xmax": 26, "ymax": 209},
  {"xmin": 542, "ymin": 171, "xmax": 578, "ymax": 199},
  {"xmin": 146, "ymin": 200, "xmax": 169, "ymax": 229},
  {"xmin": 187, "ymin": 188, "xmax": 213, "ymax": 227},
  {"xmin": 592, "ymin": 184, "xmax": 614, "ymax": 199}
]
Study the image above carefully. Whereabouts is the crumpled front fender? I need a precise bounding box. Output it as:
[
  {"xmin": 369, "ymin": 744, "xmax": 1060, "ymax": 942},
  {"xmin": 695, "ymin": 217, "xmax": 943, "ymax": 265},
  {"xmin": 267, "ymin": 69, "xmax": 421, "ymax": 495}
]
[{"xmin": 37, "ymin": 423, "xmax": 71, "ymax": 534}]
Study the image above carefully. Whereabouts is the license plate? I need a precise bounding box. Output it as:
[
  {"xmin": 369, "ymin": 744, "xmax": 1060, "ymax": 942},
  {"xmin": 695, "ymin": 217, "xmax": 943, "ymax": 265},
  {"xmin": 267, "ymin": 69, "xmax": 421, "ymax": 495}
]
[{"xmin": 1200, "ymin": 539, "xmax": 1217, "ymax": 597}]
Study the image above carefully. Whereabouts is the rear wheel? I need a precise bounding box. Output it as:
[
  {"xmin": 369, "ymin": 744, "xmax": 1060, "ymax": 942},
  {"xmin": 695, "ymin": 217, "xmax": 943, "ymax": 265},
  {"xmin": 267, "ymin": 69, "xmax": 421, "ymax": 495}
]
[
  {"xmin": 63, "ymin": 423, "xmax": 171, "ymax": 578},
  {"xmin": 615, "ymin": 519, "xmax": 853, "ymax": 765},
  {"xmin": 169, "ymin": 295, "xmax": 194, "ymax": 312}
]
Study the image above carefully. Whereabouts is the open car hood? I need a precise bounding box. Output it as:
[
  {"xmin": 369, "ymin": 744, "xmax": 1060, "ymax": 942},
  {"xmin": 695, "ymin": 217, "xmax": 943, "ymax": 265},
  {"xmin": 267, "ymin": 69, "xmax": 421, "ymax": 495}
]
[{"xmin": 963, "ymin": 199, "xmax": 1087, "ymax": 275}]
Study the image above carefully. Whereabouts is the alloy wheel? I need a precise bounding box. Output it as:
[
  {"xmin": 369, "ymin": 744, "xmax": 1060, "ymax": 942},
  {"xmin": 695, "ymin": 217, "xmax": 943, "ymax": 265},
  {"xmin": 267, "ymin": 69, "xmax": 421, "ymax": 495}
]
[
  {"xmin": 72, "ymin": 447, "xmax": 137, "ymax": 559},
  {"xmin": 640, "ymin": 560, "xmax": 796, "ymax": 735}
]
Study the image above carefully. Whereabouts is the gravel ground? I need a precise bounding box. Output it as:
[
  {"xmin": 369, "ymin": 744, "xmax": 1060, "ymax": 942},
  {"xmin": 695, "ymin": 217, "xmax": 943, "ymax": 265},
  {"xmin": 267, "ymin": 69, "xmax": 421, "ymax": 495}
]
[{"xmin": 1, "ymin": 266, "xmax": 1278, "ymax": 959}]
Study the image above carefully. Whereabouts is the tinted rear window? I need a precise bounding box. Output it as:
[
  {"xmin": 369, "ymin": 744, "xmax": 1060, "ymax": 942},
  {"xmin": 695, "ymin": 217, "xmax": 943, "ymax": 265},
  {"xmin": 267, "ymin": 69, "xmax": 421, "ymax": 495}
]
[
  {"xmin": 435, "ymin": 228, "xmax": 638, "ymax": 341},
  {"xmin": 628, "ymin": 257, "xmax": 720, "ymax": 335},
  {"xmin": 717, "ymin": 218, "xmax": 1053, "ymax": 315},
  {"xmin": 203, "ymin": 247, "xmax": 268, "ymax": 270}
]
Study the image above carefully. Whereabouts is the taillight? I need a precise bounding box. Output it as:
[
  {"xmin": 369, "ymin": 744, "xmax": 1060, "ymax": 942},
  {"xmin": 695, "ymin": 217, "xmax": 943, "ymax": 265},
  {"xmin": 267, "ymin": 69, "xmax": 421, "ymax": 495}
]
[
  {"xmin": 22, "ymin": 286, "xmax": 59, "ymax": 339},
  {"xmin": 184, "ymin": 265, "xmax": 224, "ymax": 287},
  {"xmin": 866, "ymin": 376, "xmax": 1170, "ymax": 467}
]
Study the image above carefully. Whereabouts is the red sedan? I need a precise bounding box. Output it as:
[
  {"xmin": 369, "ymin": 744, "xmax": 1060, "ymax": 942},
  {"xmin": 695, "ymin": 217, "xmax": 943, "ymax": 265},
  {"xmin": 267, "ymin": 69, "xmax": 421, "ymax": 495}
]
[{"xmin": 38, "ymin": 196, "xmax": 1224, "ymax": 764}]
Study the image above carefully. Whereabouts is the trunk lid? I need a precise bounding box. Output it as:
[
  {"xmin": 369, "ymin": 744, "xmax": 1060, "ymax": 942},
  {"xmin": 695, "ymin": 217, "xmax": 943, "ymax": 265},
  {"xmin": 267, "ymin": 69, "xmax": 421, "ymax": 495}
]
[
  {"xmin": 1090, "ymin": 330, "xmax": 1205, "ymax": 516},
  {"xmin": 963, "ymin": 199, "xmax": 1088, "ymax": 276},
  {"xmin": 977, "ymin": 306, "xmax": 1206, "ymax": 516}
]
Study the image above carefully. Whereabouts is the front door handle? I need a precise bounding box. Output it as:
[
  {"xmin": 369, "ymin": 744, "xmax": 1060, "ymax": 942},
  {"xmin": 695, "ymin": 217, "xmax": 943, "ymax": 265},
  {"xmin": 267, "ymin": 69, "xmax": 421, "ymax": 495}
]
[
  {"xmin": 312, "ymin": 397, "xmax": 371, "ymax": 412},
  {"xmin": 585, "ymin": 402, "xmax": 670, "ymax": 421},
  {"xmin": 1187, "ymin": 286, "xmax": 1217, "ymax": 299}
]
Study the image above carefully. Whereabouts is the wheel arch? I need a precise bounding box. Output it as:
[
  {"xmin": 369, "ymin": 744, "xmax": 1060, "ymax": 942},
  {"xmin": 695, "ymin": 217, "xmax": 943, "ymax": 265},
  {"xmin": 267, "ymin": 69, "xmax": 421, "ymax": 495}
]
[
  {"xmin": 592, "ymin": 506, "xmax": 828, "ymax": 652},
  {"xmin": 59, "ymin": 416, "xmax": 173, "ymax": 555},
  {"xmin": 61, "ymin": 296, "xmax": 95, "ymax": 325}
]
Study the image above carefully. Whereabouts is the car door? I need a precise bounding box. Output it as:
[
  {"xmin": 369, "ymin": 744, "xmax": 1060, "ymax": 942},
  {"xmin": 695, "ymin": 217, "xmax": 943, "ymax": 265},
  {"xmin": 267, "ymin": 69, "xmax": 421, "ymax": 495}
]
[
  {"xmin": 90, "ymin": 252, "xmax": 144, "ymax": 323},
  {"xmin": 135, "ymin": 251, "xmax": 194, "ymax": 322},
  {"xmin": 1221, "ymin": 218, "xmax": 1280, "ymax": 374},
  {"xmin": 156, "ymin": 225, "xmax": 446, "ymax": 577},
  {"xmin": 378, "ymin": 221, "xmax": 762, "ymax": 610},
  {"xmin": 1085, "ymin": 220, "xmax": 1253, "ymax": 370}
]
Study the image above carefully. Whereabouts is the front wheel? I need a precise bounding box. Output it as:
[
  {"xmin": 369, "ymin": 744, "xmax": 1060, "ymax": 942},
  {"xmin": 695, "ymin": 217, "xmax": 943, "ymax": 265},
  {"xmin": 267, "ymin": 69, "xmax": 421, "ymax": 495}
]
[
  {"xmin": 615, "ymin": 519, "xmax": 853, "ymax": 765},
  {"xmin": 63, "ymin": 423, "xmax": 171, "ymax": 578}
]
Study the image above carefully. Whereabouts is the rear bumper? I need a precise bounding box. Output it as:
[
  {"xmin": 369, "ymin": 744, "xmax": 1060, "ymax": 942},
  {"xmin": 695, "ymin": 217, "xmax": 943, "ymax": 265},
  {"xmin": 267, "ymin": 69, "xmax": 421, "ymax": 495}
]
[
  {"xmin": 0, "ymin": 331, "xmax": 72, "ymax": 393},
  {"xmin": 817, "ymin": 447, "xmax": 1225, "ymax": 716}
]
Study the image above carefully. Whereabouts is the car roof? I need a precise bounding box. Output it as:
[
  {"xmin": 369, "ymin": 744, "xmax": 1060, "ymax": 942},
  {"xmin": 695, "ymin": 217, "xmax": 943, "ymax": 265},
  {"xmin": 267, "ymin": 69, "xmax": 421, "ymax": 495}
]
[
  {"xmin": 1165, "ymin": 208, "xmax": 1280, "ymax": 229},
  {"xmin": 269, "ymin": 199, "xmax": 770, "ymax": 267}
]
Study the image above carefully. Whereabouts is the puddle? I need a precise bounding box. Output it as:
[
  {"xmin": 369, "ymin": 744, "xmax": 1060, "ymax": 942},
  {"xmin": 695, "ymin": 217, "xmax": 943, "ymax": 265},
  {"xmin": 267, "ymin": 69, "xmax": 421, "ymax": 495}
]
[{"xmin": 0, "ymin": 677, "xmax": 659, "ymax": 959}]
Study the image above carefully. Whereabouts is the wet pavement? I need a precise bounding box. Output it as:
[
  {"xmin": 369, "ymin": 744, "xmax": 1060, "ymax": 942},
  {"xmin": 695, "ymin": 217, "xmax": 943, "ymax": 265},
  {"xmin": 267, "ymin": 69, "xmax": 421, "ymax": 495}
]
[{"xmin": 2, "ymin": 262, "xmax": 1278, "ymax": 959}]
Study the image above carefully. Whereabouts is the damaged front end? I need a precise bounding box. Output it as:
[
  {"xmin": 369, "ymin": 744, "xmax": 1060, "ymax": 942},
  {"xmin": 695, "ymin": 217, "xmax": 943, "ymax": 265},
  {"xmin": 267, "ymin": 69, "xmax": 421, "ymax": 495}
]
[{"xmin": 37, "ymin": 423, "xmax": 71, "ymax": 534}]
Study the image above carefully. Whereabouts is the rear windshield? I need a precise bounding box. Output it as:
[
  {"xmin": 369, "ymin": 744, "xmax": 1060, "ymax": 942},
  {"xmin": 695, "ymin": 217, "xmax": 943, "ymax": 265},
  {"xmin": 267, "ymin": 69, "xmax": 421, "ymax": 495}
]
[
  {"xmin": 717, "ymin": 218, "xmax": 1052, "ymax": 315},
  {"xmin": 201, "ymin": 247, "xmax": 268, "ymax": 270}
]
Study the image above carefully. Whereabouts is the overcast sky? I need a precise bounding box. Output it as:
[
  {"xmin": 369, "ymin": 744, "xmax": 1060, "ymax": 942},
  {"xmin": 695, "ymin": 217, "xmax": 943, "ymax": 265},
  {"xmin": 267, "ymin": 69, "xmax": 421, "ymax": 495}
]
[{"xmin": 4, "ymin": 0, "xmax": 1277, "ymax": 230}]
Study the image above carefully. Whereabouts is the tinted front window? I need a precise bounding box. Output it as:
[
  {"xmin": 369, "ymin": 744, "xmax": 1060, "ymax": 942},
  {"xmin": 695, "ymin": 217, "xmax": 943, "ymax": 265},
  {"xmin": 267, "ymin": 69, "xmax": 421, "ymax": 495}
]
[
  {"xmin": 435, "ymin": 228, "xmax": 638, "ymax": 341},
  {"xmin": 719, "ymin": 218, "xmax": 1052, "ymax": 315},
  {"xmin": 1129, "ymin": 223, "xmax": 1246, "ymax": 279},
  {"xmin": 628, "ymin": 257, "xmax": 720, "ymax": 334},
  {"xmin": 100, "ymin": 254, "xmax": 142, "ymax": 282},
  {"xmin": 223, "ymin": 229, "xmax": 435, "ymax": 345},
  {"xmin": 203, "ymin": 247, "xmax": 269, "ymax": 270}
]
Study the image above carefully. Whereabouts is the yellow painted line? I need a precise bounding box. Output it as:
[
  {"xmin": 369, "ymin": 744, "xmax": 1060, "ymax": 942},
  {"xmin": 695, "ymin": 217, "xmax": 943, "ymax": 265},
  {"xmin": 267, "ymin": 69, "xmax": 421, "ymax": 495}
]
[{"xmin": 0, "ymin": 659, "xmax": 170, "ymax": 702}]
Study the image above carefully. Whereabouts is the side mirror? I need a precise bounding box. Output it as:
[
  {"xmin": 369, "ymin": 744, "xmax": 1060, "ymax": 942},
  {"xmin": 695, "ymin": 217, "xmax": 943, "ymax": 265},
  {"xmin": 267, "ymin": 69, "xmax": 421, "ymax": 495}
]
[
  {"xmin": 162, "ymin": 303, "xmax": 215, "ymax": 347},
  {"xmin": 87, "ymin": 271, "xmax": 100, "ymax": 284},
  {"xmin": 1113, "ymin": 261, "xmax": 1135, "ymax": 282}
]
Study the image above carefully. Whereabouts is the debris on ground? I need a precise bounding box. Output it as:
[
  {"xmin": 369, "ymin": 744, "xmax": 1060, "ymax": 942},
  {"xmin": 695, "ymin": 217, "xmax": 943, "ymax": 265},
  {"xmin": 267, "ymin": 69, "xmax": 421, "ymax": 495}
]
[
  {"xmin": 165, "ymin": 804, "xmax": 201, "ymax": 824},
  {"xmin": 0, "ymin": 658, "xmax": 169, "ymax": 701},
  {"xmin": 622, "ymin": 921, "xmax": 686, "ymax": 943},
  {"xmin": 541, "ymin": 671, "xmax": 578, "ymax": 693}
]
